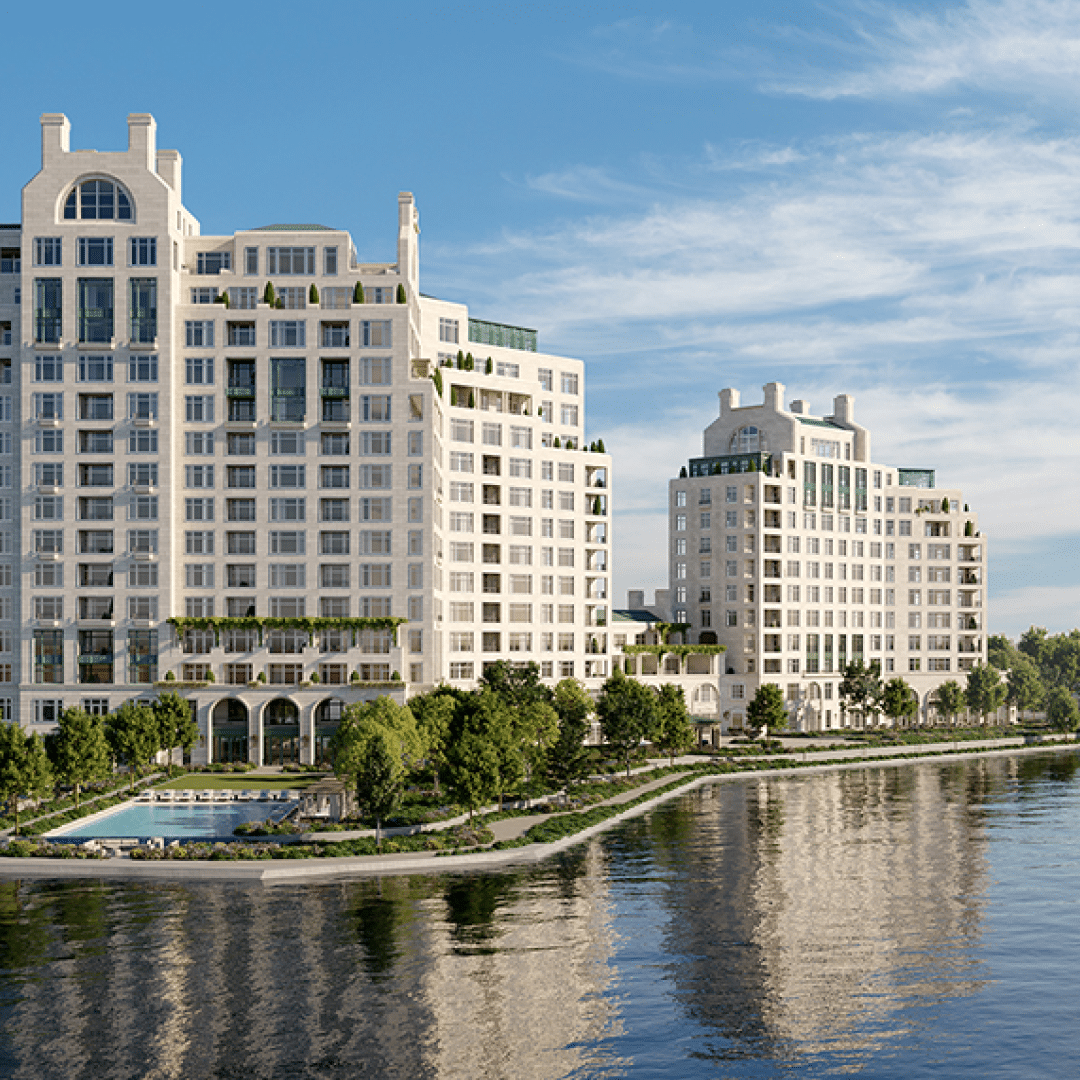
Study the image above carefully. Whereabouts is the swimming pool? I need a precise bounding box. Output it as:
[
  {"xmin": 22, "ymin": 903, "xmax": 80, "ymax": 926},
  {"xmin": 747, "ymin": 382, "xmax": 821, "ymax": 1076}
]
[{"xmin": 48, "ymin": 801, "xmax": 296, "ymax": 842}]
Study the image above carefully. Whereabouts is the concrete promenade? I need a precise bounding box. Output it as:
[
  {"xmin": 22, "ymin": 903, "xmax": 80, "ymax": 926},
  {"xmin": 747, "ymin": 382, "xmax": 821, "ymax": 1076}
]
[{"xmin": 0, "ymin": 736, "xmax": 1074, "ymax": 883}]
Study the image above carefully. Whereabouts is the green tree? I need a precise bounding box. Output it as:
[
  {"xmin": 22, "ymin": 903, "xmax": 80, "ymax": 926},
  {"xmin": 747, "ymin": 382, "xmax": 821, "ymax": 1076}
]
[
  {"xmin": 443, "ymin": 691, "xmax": 521, "ymax": 816},
  {"xmin": 396, "ymin": 282, "xmax": 406, "ymax": 303},
  {"xmin": 838, "ymin": 660, "xmax": 884, "ymax": 728},
  {"xmin": 104, "ymin": 701, "xmax": 160, "ymax": 789},
  {"xmin": 652, "ymin": 684, "xmax": 695, "ymax": 763},
  {"xmin": 881, "ymin": 677, "xmax": 918, "ymax": 728},
  {"xmin": 445, "ymin": 728, "xmax": 500, "ymax": 821},
  {"xmin": 335, "ymin": 697, "xmax": 423, "ymax": 768},
  {"xmin": 262, "ymin": 281, "xmax": 276, "ymax": 306},
  {"xmin": 596, "ymin": 669, "xmax": 658, "ymax": 776},
  {"xmin": 1045, "ymin": 687, "xmax": 1080, "ymax": 732},
  {"xmin": 354, "ymin": 728, "xmax": 405, "ymax": 849},
  {"xmin": 1006, "ymin": 655, "xmax": 1044, "ymax": 717},
  {"xmin": 479, "ymin": 660, "xmax": 552, "ymax": 708},
  {"xmin": 308, "ymin": 282, "xmax": 319, "ymax": 304},
  {"xmin": 153, "ymin": 692, "xmax": 199, "ymax": 777},
  {"xmin": 514, "ymin": 699, "xmax": 560, "ymax": 799},
  {"xmin": 965, "ymin": 663, "xmax": 1006, "ymax": 724},
  {"xmin": 353, "ymin": 281, "xmax": 365, "ymax": 304},
  {"xmin": 409, "ymin": 686, "xmax": 460, "ymax": 794},
  {"xmin": 746, "ymin": 683, "xmax": 787, "ymax": 736},
  {"xmin": 53, "ymin": 707, "xmax": 111, "ymax": 809},
  {"xmin": 931, "ymin": 680, "xmax": 966, "ymax": 726},
  {"xmin": 547, "ymin": 679, "xmax": 593, "ymax": 788},
  {"xmin": 0, "ymin": 726, "xmax": 54, "ymax": 834}
]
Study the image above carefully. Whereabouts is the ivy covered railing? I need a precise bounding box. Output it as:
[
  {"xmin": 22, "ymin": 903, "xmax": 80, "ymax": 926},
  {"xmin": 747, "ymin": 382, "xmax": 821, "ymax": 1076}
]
[
  {"xmin": 622, "ymin": 645, "xmax": 726, "ymax": 659},
  {"xmin": 166, "ymin": 616, "xmax": 407, "ymax": 647}
]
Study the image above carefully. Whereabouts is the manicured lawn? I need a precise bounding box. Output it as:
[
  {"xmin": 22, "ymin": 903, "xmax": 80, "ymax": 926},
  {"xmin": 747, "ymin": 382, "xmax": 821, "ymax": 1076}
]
[{"xmin": 155, "ymin": 774, "xmax": 329, "ymax": 792}]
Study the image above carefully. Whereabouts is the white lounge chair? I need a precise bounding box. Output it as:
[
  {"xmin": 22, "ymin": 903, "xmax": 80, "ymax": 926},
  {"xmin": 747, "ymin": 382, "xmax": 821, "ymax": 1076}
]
[{"xmin": 157, "ymin": 790, "xmax": 174, "ymax": 802}]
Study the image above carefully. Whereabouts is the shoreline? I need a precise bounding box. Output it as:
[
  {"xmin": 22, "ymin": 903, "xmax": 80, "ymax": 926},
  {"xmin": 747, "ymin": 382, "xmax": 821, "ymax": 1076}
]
[{"xmin": 1, "ymin": 739, "xmax": 1074, "ymax": 884}]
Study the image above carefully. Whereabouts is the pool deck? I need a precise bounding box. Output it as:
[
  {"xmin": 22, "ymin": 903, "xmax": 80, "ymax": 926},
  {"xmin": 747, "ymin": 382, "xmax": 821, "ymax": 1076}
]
[{"xmin": 0, "ymin": 738, "xmax": 1075, "ymax": 883}]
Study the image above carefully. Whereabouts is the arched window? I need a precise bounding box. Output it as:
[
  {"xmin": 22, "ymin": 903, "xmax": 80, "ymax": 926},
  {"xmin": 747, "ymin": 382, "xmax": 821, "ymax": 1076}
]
[
  {"xmin": 729, "ymin": 426, "xmax": 768, "ymax": 454},
  {"xmin": 264, "ymin": 699, "xmax": 299, "ymax": 726},
  {"xmin": 316, "ymin": 698, "xmax": 345, "ymax": 725},
  {"xmin": 63, "ymin": 179, "xmax": 133, "ymax": 221}
]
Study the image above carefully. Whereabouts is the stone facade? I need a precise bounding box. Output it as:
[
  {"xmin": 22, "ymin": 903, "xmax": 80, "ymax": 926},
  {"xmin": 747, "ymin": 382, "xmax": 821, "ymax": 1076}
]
[{"xmin": 0, "ymin": 113, "xmax": 612, "ymax": 762}]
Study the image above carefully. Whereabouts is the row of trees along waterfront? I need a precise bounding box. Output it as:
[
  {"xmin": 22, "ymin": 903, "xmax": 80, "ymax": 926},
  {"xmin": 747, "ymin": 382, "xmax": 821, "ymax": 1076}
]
[
  {"xmin": 736, "ymin": 629, "xmax": 1080, "ymax": 734},
  {"xmin": 0, "ymin": 692, "xmax": 199, "ymax": 832},
  {"xmin": 330, "ymin": 663, "xmax": 698, "ymax": 842}
]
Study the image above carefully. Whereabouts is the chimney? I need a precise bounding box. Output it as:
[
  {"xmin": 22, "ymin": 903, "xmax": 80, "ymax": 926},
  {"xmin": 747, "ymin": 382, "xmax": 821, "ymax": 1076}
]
[
  {"xmin": 397, "ymin": 191, "xmax": 419, "ymax": 289},
  {"xmin": 832, "ymin": 394, "xmax": 854, "ymax": 424},
  {"xmin": 127, "ymin": 113, "xmax": 157, "ymax": 169},
  {"xmin": 719, "ymin": 388, "xmax": 740, "ymax": 415},
  {"xmin": 763, "ymin": 382, "xmax": 785, "ymax": 411},
  {"xmin": 789, "ymin": 399, "xmax": 808, "ymax": 415},
  {"xmin": 156, "ymin": 150, "xmax": 182, "ymax": 200},
  {"xmin": 41, "ymin": 113, "xmax": 70, "ymax": 164}
]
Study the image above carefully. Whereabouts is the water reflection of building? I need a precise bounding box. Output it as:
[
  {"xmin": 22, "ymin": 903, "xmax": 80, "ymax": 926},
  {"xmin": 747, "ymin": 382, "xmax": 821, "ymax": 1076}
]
[
  {"xmin": 655, "ymin": 760, "xmax": 1001, "ymax": 1065},
  {"xmin": 420, "ymin": 842, "xmax": 626, "ymax": 1079},
  {"xmin": 0, "ymin": 847, "xmax": 624, "ymax": 1079}
]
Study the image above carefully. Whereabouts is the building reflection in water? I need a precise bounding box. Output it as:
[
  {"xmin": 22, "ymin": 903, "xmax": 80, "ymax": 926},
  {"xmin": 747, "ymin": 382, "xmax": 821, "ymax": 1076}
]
[
  {"xmin": 642, "ymin": 756, "xmax": 1066, "ymax": 1069},
  {"xmin": 1, "ymin": 753, "xmax": 1074, "ymax": 1079},
  {"xmin": 0, "ymin": 843, "xmax": 625, "ymax": 1080}
]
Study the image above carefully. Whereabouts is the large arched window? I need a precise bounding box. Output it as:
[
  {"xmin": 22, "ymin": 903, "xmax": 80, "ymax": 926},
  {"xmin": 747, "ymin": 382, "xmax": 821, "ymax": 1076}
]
[
  {"xmin": 63, "ymin": 178, "xmax": 133, "ymax": 221},
  {"xmin": 729, "ymin": 426, "xmax": 768, "ymax": 454}
]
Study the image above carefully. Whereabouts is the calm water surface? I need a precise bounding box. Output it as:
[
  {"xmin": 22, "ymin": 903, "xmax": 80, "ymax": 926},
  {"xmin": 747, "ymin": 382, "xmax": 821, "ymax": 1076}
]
[{"xmin": 2, "ymin": 751, "xmax": 1079, "ymax": 1079}]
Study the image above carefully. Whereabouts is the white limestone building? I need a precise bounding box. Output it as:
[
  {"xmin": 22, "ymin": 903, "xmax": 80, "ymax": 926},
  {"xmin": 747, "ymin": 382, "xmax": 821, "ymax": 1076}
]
[
  {"xmin": 0, "ymin": 113, "xmax": 611, "ymax": 762},
  {"xmin": 643, "ymin": 383, "xmax": 986, "ymax": 730}
]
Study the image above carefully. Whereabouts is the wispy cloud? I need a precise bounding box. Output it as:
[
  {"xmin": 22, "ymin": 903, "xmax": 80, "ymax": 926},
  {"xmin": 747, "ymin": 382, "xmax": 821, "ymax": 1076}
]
[{"xmin": 768, "ymin": 0, "xmax": 1080, "ymax": 100}]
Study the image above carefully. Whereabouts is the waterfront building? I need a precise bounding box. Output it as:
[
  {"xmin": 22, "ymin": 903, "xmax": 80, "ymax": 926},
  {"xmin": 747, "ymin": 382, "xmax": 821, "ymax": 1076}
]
[
  {"xmin": 633, "ymin": 383, "xmax": 987, "ymax": 730},
  {"xmin": 0, "ymin": 113, "xmax": 612, "ymax": 761}
]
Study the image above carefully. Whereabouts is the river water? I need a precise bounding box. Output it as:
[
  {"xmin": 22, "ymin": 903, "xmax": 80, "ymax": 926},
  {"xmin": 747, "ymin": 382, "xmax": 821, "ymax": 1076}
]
[{"xmin": 2, "ymin": 751, "xmax": 1079, "ymax": 1079}]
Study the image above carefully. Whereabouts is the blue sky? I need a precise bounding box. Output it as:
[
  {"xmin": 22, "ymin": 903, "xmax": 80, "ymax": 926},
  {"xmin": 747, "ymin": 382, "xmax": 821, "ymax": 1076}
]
[{"xmin": 2, "ymin": 0, "xmax": 1078, "ymax": 638}]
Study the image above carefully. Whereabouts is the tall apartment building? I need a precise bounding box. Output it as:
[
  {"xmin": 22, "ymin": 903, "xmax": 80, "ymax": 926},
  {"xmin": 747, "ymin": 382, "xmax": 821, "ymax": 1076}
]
[
  {"xmin": 0, "ymin": 113, "xmax": 611, "ymax": 762},
  {"xmin": 660, "ymin": 383, "xmax": 986, "ymax": 730}
]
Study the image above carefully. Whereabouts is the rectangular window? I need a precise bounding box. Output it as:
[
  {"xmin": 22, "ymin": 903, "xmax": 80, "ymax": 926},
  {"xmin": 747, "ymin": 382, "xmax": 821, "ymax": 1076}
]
[
  {"xmin": 185, "ymin": 320, "xmax": 215, "ymax": 348},
  {"xmin": 78, "ymin": 278, "xmax": 114, "ymax": 343},
  {"xmin": 185, "ymin": 395, "xmax": 214, "ymax": 422},
  {"xmin": 128, "ymin": 354, "xmax": 158, "ymax": 382},
  {"xmin": 34, "ymin": 278, "xmax": 62, "ymax": 343},
  {"xmin": 185, "ymin": 497, "xmax": 214, "ymax": 521},
  {"xmin": 269, "ymin": 498, "xmax": 305, "ymax": 521},
  {"xmin": 78, "ymin": 355, "xmax": 113, "ymax": 382},
  {"xmin": 359, "ymin": 356, "xmax": 392, "ymax": 384},
  {"xmin": 360, "ymin": 497, "xmax": 392, "ymax": 521},
  {"xmin": 128, "ymin": 428, "xmax": 159, "ymax": 452},
  {"xmin": 78, "ymin": 237, "xmax": 114, "ymax": 267},
  {"xmin": 35, "ymin": 238, "xmax": 62, "ymax": 266},
  {"xmin": 185, "ymin": 465, "xmax": 215, "ymax": 489},
  {"xmin": 267, "ymin": 247, "xmax": 315, "ymax": 274},
  {"xmin": 268, "ymin": 320, "xmax": 306, "ymax": 348},
  {"xmin": 360, "ymin": 320, "xmax": 392, "ymax": 347},
  {"xmin": 244, "ymin": 247, "xmax": 258, "ymax": 275},
  {"xmin": 129, "ymin": 392, "xmax": 159, "ymax": 419},
  {"xmin": 129, "ymin": 278, "xmax": 157, "ymax": 343},
  {"xmin": 185, "ymin": 432, "xmax": 214, "ymax": 456},
  {"xmin": 271, "ymin": 357, "xmax": 306, "ymax": 420},
  {"xmin": 196, "ymin": 251, "xmax": 231, "ymax": 275},
  {"xmin": 129, "ymin": 237, "xmax": 156, "ymax": 266},
  {"xmin": 185, "ymin": 357, "xmax": 214, "ymax": 385}
]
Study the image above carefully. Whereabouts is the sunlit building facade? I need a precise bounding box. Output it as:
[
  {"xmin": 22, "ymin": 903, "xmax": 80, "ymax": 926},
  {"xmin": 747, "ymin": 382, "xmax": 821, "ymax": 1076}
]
[
  {"xmin": 0, "ymin": 113, "xmax": 612, "ymax": 760},
  {"xmin": 659, "ymin": 383, "xmax": 987, "ymax": 729}
]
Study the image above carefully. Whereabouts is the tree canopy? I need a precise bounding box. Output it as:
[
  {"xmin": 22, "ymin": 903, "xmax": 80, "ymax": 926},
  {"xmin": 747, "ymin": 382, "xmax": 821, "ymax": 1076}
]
[
  {"xmin": 52, "ymin": 707, "xmax": 111, "ymax": 808},
  {"xmin": 746, "ymin": 683, "xmax": 787, "ymax": 735},
  {"xmin": 596, "ymin": 669, "xmax": 658, "ymax": 776}
]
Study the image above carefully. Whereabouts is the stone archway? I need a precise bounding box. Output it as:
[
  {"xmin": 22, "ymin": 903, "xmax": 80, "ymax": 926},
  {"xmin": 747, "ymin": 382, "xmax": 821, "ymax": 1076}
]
[
  {"xmin": 262, "ymin": 698, "xmax": 300, "ymax": 766},
  {"xmin": 212, "ymin": 699, "xmax": 249, "ymax": 764},
  {"xmin": 314, "ymin": 697, "xmax": 346, "ymax": 768}
]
